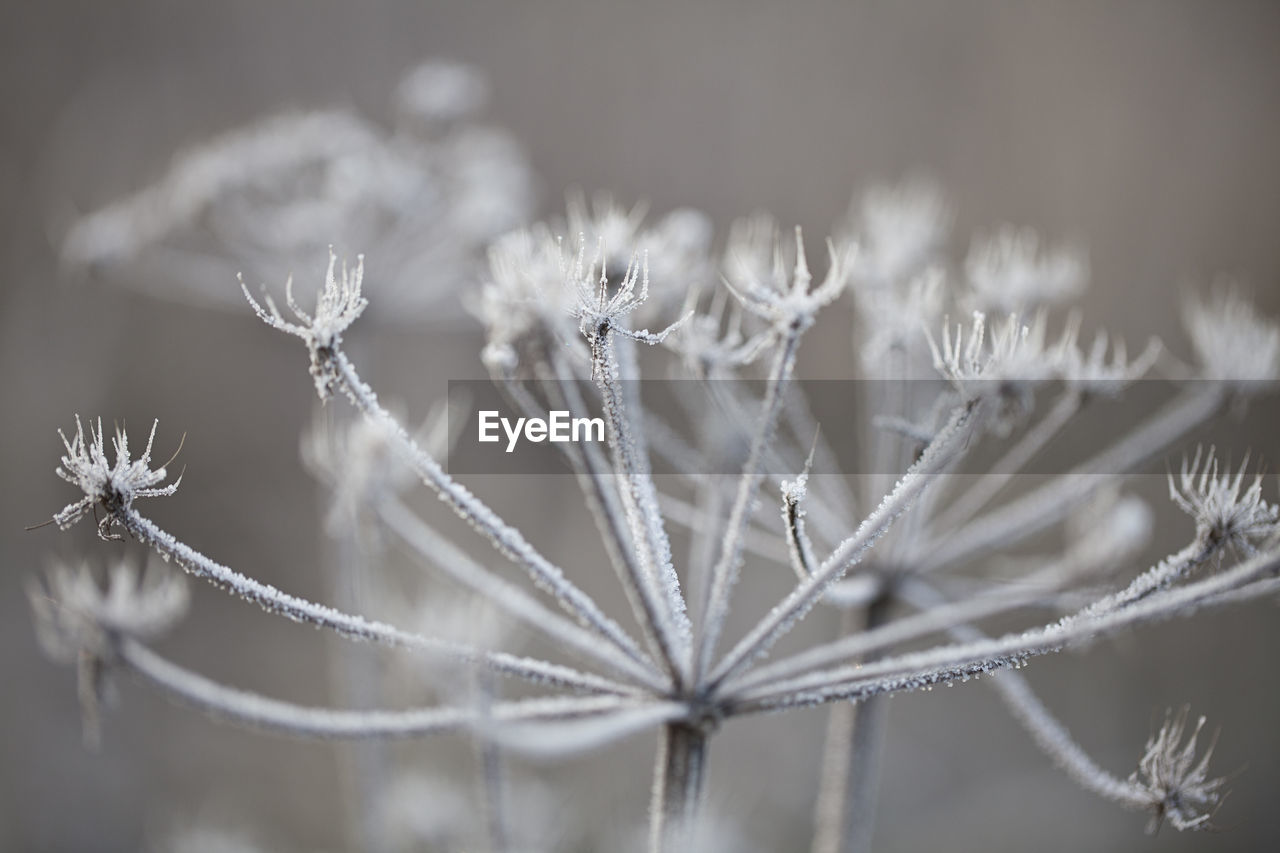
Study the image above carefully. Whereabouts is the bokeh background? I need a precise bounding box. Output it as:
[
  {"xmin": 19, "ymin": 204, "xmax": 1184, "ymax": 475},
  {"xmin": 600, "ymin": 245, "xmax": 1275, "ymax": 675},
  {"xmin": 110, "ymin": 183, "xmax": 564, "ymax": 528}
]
[{"xmin": 3, "ymin": 2, "xmax": 1279, "ymax": 851}]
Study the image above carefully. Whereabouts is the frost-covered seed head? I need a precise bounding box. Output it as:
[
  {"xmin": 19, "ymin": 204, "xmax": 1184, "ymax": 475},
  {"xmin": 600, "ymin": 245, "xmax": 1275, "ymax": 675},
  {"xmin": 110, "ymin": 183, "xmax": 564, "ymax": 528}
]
[
  {"xmin": 478, "ymin": 226, "xmax": 576, "ymax": 369},
  {"xmin": 1168, "ymin": 446, "xmax": 1279, "ymax": 555},
  {"xmin": 568, "ymin": 194, "xmax": 715, "ymax": 322},
  {"xmin": 563, "ymin": 235, "xmax": 693, "ymax": 379},
  {"xmin": 28, "ymin": 560, "xmax": 188, "ymax": 749},
  {"xmin": 28, "ymin": 560, "xmax": 189, "ymax": 663},
  {"xmin": 722, "ymin": 222, "xmax": 849, "ymax": 331},
  {"xmin": 242, "ymin": 248, "xmax": 368, "ymax": 399},
  {"xmin": 1128, "ymin": 707, "xmax": 1228, "ymax": 833},
  {"xmin": 926, "ymin": 311, "xmax": 1059, "ymax": 400},
  {"xmin": 53, "ymin": 416, "xmax": 182, "ymax": 539},
  {"xmin": 964, "ymin": 227, "xmax": 1087, "ymax": 313},
  {"xmin": 854, "ymin": 179, "xmax": 951, "ymax": 285},
  {"xmin": 1054, "ymin": 314, "xmax": 1161, "ymax": 395},
  {"xmin": 1183, "ymin": 286, "xmax": 1280, "ymax": 385}
]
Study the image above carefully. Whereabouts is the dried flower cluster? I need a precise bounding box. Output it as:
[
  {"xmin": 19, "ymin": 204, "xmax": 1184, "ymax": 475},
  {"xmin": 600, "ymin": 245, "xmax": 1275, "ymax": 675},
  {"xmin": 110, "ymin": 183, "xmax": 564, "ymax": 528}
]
[{"xmin": 33, "ymin": 79, "xmax": 1280, "ymax": 851}]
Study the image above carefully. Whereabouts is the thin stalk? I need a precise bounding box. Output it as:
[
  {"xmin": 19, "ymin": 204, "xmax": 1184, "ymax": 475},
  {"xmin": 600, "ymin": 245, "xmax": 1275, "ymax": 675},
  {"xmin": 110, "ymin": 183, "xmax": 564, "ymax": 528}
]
[
  {"xmin": 542, "ymin": 359, "xmax": 686, "ymax": 680},
  {"xmin": 649, "ymin": 722, "xmax": 710, "ymax": 853},
  {"xmin": 471, "ymin": 670, "xmax": 511, "ymax": 853},
  {"xmin": 730, "ymin": 540, "xmax": 1114, "ymax": 695},
  {"xmin": 592, "ymin": 331, "xmax": 693, "ymax": 684},
  {"xmin": 811, "ymin": 596, "xmax": 892, "ymax": 853},
  {"xmin": 917, "ymin": 385, "xmax": 1223, "ymax": 573},
  {"xmin": 930, "ymin": 388, "xmax": 1082, "ymax": 534},
  {"xmin": 728, "ymin": 543, "xmax": 1280, "ymax": 713},
  {"xmin": 121, "ymin": 509, "xmax": 630, "ymax": 694},
  {"xmin": 707, "ymin": 403, "xmax": 981, "ymax": 691},
  {"xmin": 899, "ymin": 579, "xmax": 1149, "ymax": 809},
  {"xmin": 119, "ymin": 638, "xmax": 659, "ymax": 739},
  {"xmin": 332, "ymin": 351, "xmax": 652, "ymax": 670},
  {"xmin": 377, "ymin": 497, "xmax": 668, "ymax": 691},
  {"xmin": 699, "ymin": 330, "xmax": 804, "ymax": 676}
]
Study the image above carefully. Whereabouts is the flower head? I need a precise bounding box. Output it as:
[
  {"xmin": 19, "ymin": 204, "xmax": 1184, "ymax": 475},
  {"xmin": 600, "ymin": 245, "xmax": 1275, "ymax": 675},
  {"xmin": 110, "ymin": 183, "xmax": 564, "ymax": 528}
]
[
  {"xmin": 568, "ymin": 193, "xmax": 715, "ymax": 322},
  {"xmin": 964, "ymin": 227, "xmax": 1087, "ymax": 313},
  {"xmin": 1183, "ymin": 285, "xmax": 1280, "ymax": 385},
  {"xmin": 29, "ymin": 560, "xmax": 189, "ymax": 662},
  {"xmin": 927, "ymin": 311, "xmax": 1059, "ymax": 394},
  {"xmin": 242, "ymin": 248, "xmax": 368, "ymax": 399},
  {"xmin": 1128, "ymin": 707, "xmax": 1228, "ymax": 833},
  {"xmin": 722, "ymin": 221, "xmax": 850, "ymax": 332},
  {"xmin": 28, "ymin": 560, "xmax": 188, "ymax": 747},
  {"xmin": 853, "ymin": 178, "xmax": 951, "ymax": 285},
  {"xmin": 477, "ymin": 226, "xmax": 577, "ymax": 370},
  {"xmin": 564, "ymin": 235, "xmax": 693, "ymax": 378},
  {"xmin": 1054, "ymin": 314, "xmax": 1161, "ymax": 395},
  {"xmin": 1168, "ymin": 446, "xmax": 1279, "ymax": 555},
  {"xmin": 53, "ymin": 416, "xmax": 182, "ymax": 539}
]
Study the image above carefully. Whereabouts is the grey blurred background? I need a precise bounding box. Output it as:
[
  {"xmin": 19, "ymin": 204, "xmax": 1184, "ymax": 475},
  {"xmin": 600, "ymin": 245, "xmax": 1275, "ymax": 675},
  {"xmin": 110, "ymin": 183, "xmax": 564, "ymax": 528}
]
[{"xmin": 3, "ymin": 1, "xmax": 1280, "ymax": 851}]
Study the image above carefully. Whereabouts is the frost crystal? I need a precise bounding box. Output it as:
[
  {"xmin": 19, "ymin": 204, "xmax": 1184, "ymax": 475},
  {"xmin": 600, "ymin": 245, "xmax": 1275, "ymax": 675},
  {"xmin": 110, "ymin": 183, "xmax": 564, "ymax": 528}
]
[{"xmin": 54, "ymin": 416, "xmax": 182, "ymax": 539}]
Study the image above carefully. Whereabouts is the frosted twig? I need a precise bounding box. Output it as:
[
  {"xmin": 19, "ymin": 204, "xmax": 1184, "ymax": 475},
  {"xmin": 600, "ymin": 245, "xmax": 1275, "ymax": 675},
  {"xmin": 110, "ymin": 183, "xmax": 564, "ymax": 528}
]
[
  {"xmin": 707, "ymin": 402, "xmax": 982, "ymax": 690},
  {"xmin": 119, "ymin": 508, "xmax": 630, "ymax": 694},
  {"xmin": 585, "ymin": 292, "xmax": 694, "ymax": 683},
  {"xmin": 539, "ymin": 360, "xmax": 689, "ymax": 681},
  {"xmin": 698, "ymin": 329, "xmax": 804, "ymax": 674},
  {"xmin": 915, "ymin": 383, "xmax": 1225, "ymax": 573},
  {"xmin": 929, "ymin": 387, "xmax": 1082, "ymax": 534},
  {"xmin": 728, "ymin": 543, "xmax": 1280, "ymax": 712},
  {"xmin": 377, "ymin": 497, "xmax": 668, "ymax": 691},
  {"xmin": 328, "ymin": 349, "xmax": 653, "ymax": 671},
  {"xmin": 120, "ymin": 639, "xmax": 661, "ymax": 739},
  {"xmin": 728, "ymin": 517, "xmax": 1136, "ymax": 696},
  {"xmin": 898, "ymin": 578, "xmax": 1151, "ymax": 809}
]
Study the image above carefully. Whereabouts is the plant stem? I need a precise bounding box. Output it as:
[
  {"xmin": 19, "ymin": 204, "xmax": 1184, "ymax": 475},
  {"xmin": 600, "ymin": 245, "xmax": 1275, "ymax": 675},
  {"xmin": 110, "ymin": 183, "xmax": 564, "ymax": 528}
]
[
  {"xmin": 649, "ymin": 722, "xmax": 710, "ymax": 852},
  {"xmin": 811, "ymin": 597, "xmax": 892, "ymax": 853}
]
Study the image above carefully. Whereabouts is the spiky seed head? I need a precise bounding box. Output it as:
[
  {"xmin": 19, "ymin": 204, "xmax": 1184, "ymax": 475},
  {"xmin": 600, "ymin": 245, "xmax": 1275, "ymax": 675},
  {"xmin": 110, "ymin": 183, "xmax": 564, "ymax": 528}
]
[
  {"xmin": 1168, "ymin": 446, "xmax": 1279, "ymax": 555},
  {"xmin": 1129, "ymin": 707, "xmax": 1228, "ymax": 833},
  {"xmin": 52, "ymin": 416, "xmax": 182, "ymax": 540}
]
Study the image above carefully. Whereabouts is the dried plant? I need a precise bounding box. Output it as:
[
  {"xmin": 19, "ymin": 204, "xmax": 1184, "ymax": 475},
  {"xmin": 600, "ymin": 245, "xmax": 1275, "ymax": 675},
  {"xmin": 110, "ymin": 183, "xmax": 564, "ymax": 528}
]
[{"xmin": 33, "ymin": 153, "xmax": 1280, "ymax": 853}]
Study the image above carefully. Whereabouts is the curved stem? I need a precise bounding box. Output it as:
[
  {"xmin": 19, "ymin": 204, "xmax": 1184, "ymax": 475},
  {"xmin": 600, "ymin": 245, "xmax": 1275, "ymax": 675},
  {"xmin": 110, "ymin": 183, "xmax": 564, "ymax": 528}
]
[
  {"xmin": 122, "ymin": 509, "xmax": 630, "ymax": 695},
  {"xmin": 119, "ymin": 639, "xmax": 654, "ymax": 739}
]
